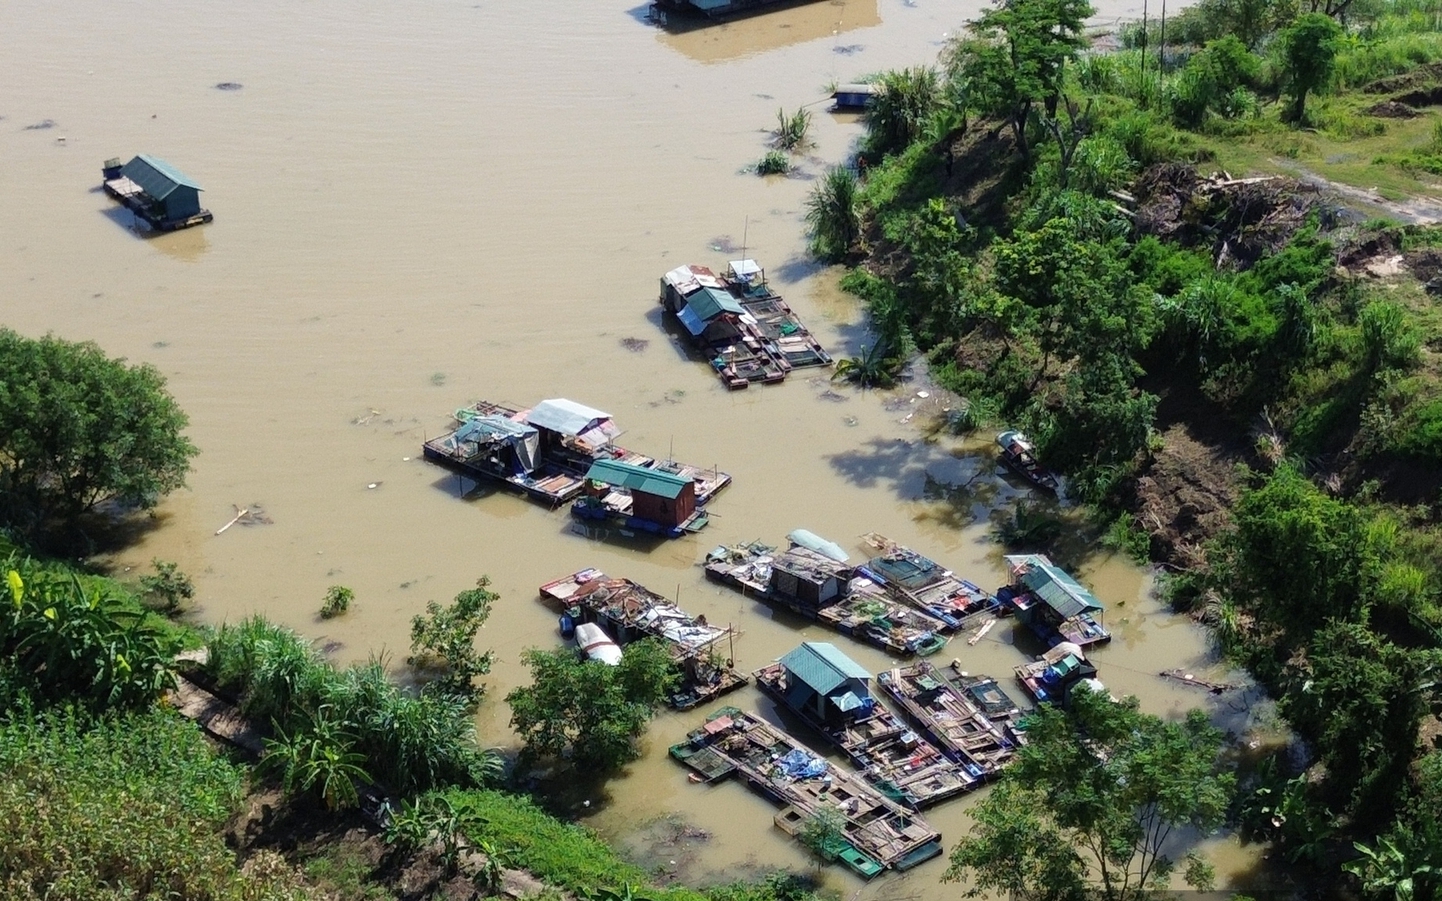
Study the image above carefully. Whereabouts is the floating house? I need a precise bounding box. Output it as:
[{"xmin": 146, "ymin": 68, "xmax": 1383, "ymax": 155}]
[
  {"xmin": 651, "ymin": 0, "xmax": 828, "ymax": 20},
  {"xmin": 705, "ymin": 537, "xmax": 947, "ymax": 656},
  {"xmin": 539, "ymin": 568, "xmax": 746, "ymax": 709},
  {"xmin": 877, "ymin": 662, "xmax": 1019, "ymax": 779},
  {"xmin": 1014, "ymin": 641, "xmax": 1098, "ymax": 706},
  {"xmin": 859, "ymin": 533, "xmax": 1000, "ymax": 631},
  {"xmin": 998, "ymin": 554, "xmax": 1111, "ymax": 648},
  {"xmin": 423, "ymin": 398, "xmax": 730, "ymax": 534},
  {"xmin": 755, "ymin": 643, "xmax": 977, "ymax": 807},
  {"xmin": 659, "ymin": 260, "xmax": 831, "ymax": 389},
  {"xmin": 670, "ymin": 707, "xmax": 943, "ymax": 876},
  {"xmin": 101, "ymin": 154, "xmax": 212, "ymax": 231},
  {"xmin": 572, "ymin": 458, "xmax": 707, "ymax": 536}
]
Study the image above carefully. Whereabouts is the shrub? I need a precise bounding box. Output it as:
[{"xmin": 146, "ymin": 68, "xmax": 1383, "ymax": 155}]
[
  {"xmin": 864, "ymin": 66, "xmax": 943, "ymax": 158},
  {"xmin": 804, "ymin": 166, "xmax": 861, "ymax": 262},
  {"xmin": 319, "ymin": 585, "xmax": 353, "ymax": 619},
  {"xmin": 1359, "ymin": 299, "xmax": 1422, "ymax": 374},
  {"xmin": 756, "ymin": 150, "xmax": 790, "ymax": 175},
  {"xmin": 772, "ymin": 107, "xmax": 812, "ymax": 151},
  {"xmin": 139, "ymin": 559, "xmax": 195, "ymax": 613},
  {"xmin": 408, "ymin": 578, "xmax": 497, "ymax": 700}
]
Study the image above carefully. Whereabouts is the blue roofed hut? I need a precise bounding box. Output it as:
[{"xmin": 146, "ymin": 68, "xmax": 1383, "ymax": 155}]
[
  {"xmin": 775, "ymin": 641, "xmax": 875, "ymax": 727},
  {"xmin": 1001, "ymin": 554, "xmax": 1112, "ymax": 647},
  {"xmin": 583, "ymin": 458, "xmax": 696, "ymax": 531},
  {"xmin": 101, "ymin": 154, "xmax": 212, "ymax": 230}
]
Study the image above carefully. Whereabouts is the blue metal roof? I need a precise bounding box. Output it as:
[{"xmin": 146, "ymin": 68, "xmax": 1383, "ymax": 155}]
[
  {"xmin": 1005, "ymin": 554, "xmax": 1104, "ymax": 618},
  {"xmin": 585, "ymin": 458, "xmax": 691, "ymax": 500},
  {"xmin": 780, "ymin": 642, "xmax": 871, "ymax": 695},
  {"xmin": 676, "ymin": 304, "xmax": 707, "ymax": 337},
  {"xmin": 121, "ymin": 154, "xmax": 202, "ymax": 200},
  {"xmin": 683, "ymin": 286, "xmax": 745, "ymax": 323}
]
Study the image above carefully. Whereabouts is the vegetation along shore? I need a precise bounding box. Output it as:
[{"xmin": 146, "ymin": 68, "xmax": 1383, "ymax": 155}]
[{"xmin": 5, "ymin": 0, "xmax": 1442, "ymax": 897}]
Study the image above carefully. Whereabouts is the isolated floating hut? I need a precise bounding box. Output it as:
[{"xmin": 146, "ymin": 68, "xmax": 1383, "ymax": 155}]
[{"xmin": 101, "ymin": 154, "xmax": 212, "ymax": 230}]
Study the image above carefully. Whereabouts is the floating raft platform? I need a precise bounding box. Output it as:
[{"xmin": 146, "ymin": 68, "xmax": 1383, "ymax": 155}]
[
  {"xmin": 101, "ymin": 155, "xmax": 212, "ymax": 232},
  {"xmin": 539, "ymin": 568, "xmax": 747, "ymax": 710},
  {"xmin": 670, "ymin": 707, "xmax": 943, "ymax": 876},
  {"xmin": 704, "ymin": 540, "xmax": 948, "ymax": 656},
  {"xmin": 940, "ymin": 666, "xmax": 1028, "ymax": 743},
  {"xmin": 998, "ymin": 554, "xmax": 1111, "ymax": 649},
  {"xmin": 649, "ymin": 0, "xmax": 829, "ymax": 22},
  {"xmin": 754, "ymin": 661, "xmax": 977, "ymax": 807},
  {"xmin": 858, "ymin": 533, "xmax": 1001, "ymax": 631},
  {"xmin": 423, "ymin": 399, "xmax": 730, "ymax": 535},
  {"xmin": 1014, "ymin": 642, "xmax": 1098, "ymax": 706},
  {"xmin": 877, "ymin": 662, "xmax": 1020, "ymax": 779},
  {"xmin": 660, "ymin": 261, "xmax": 831, "ymax": 390}
]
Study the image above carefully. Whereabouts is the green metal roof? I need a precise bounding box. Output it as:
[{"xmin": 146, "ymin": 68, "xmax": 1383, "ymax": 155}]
[
  {"xmin": 122, "ymin": 154, "xmax": 202, "ymax": 200},
  {"xmin": 584, "ymin": 459, "xmax": 691, "ymax": 500},
  {"xmin": 683, "ymin": 286, "xmax": 745, "ymax": 323},
  {"xmin": 1006, "ymin": 554, "xmax": 1103, "ymax": 619},
  {"xmin": 780, "ymin": 642, "xmax": 871, "ymax": 696}
]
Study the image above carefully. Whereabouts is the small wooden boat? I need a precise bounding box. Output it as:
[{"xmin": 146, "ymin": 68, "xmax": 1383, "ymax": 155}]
[{"xmin": 996, "ymin": 430, "xmax": 1060, "ymax": 492}]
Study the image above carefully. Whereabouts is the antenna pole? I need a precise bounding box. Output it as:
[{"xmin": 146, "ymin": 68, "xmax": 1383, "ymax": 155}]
[{"xmin": 741, "ymin": 215, "xmax": 749, "ymax": 260}]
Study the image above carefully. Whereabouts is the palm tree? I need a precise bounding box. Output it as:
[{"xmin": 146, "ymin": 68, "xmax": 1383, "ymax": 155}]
[
  {"xmin": 832, "ymin": 340, "xmax": 903, "ymax": 389},
  {"xmin": 804, "ymin": 166, "xmax": 860, "ymax": 262}
]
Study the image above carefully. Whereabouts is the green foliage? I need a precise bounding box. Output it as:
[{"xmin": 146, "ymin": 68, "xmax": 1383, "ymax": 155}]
[
  {"xmin": 1169, "ymin": 36, "xmax": 1263, "ymax": 127},
  {"xmin": 796, "ymin": 806, "xmax": 848, "ymax": 864},
  {"xmin": 772, "ymin": 107, "xmax": 812, "ymax": 152},
  {"xmin": 1, "ymin": 558, "xmax": 178, "ymax": 713},
  {"xmin": 804, "ymin": 166, "xmax": 860, "ymax": 262},
  {"xmin": 863, "ymin": 67, "xmax": 944, "ymax": 158},
  {"xmin": 948, "ymin": 0, "xmax": 1093, "ymax": 157},
  {"xmin": 0, "ymin": 706, "xmax": 311, "ymax": 900},
  {"xmin": 1278, "ymin": 621, "xmax": 1442, "ymax": 819},
  {"xmin": 319, "ymin": 584, "xmax": 354, "ymax": 619},
  {"xmin": 1359, "ymin": 299, "xmax": 1422, "ymax": 375},
  {"xmin": 1225, "ymin": 466, "xmax": 1383, "ymax": 640},
  {"xmin": 1102, "ymin": 514, "xmax": 1152, "ymax": 563},
  {"xmin": 408, "ymin": 577, "xmax": 497, "ymax": 700},
  {"xmin": 139, "ymin": 559, "xmax": 195, "ymax": 613},
  {"xmin": 1278, "ymin": 14, "xmax": 1346, "ymax": 123},
  {"xmin": 0, "ymin": 330, "xmax": 198, "ymax": 544},
  {"xmin": 756, "ymin": 151, "xmax": 790, "ymax": 176},
  {"xmin": 260, "ymin": 706, "xmax": 371, "ymax": 811},
  {"xmin": 944, "ymin": 687, "xmax": 1233, "ymax": 901},
  {"xmin": 994, "ymin": 501, "xmax": 1065, "ymax": 547},
  {"xmin": 832, "ymin": 341, "xmax": 905, "ymax": 389},
  {"xmin": 205, "ymin": 615, "xmax": 500, "ymax": 797},
  {"xmin": 505, "ymin": 637, "xmax": 678, "ymax": 773}
]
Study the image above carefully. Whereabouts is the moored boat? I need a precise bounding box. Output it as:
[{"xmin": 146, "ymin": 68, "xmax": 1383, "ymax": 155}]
[
  {"xmin": 996, "ymin": 430, "xmax": 1060, "ymax": 493},
  {"xmin": 574, "ymin": 622, "xmax": 622, "ymax": 665}
]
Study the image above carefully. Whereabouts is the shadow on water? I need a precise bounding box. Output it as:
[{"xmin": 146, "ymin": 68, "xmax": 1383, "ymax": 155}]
[{"xmin": 96, "ymin": 205, "xmax": 211, "ymax": 261}]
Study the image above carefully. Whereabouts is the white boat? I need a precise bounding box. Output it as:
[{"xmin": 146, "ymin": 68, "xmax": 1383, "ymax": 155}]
[
  {"xmin": 574, "ymin": 622, "xmax": 623, "ymax": 665},
  {"xmin": 787, "ymin": 528, "xmax": 849, "ymax": 563}
]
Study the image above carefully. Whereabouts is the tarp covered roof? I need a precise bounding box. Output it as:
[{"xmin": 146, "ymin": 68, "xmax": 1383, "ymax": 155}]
[
  {"xmin": 585, "ymin": 458, "xmax": 692, "ymax": 500},
  {"xmin": 676, "ymin": 304, "xmax": 708, "ymax": 337},
  {"xmin": 781, "ymin": 642, "xmax": 871, "ymax": 695},
  {"xmin": 662, "ymin": 264, "xmax": 723, "ymax": 296},
  {"xmin": 683, "ymin": 286, "xmax": 745, "ymax": 323},
  {"xmin": 121, "ymin": 154, "xmax": 202, "ymax": 200},
  {"xmin": 1005, "ymin": 554, "xmax": 1104, "ymax": 619},
  {"xmin": 526, "ymin": 398, "xmax": 612, "ymax": 436},
  {"xmin": 453, "ymin": 414, "xmax": 535, "ymax": 443}
]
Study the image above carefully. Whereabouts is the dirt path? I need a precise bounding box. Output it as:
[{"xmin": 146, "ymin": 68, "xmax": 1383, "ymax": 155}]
[{"xmin": 1282, "ymin": 161, "xmax": 1442, "ymax": 225}]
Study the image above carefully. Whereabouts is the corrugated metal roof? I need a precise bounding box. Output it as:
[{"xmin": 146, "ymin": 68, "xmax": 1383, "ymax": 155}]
[
  {"xmin": 121, "ymin": 154, "xmax": 202, "ymax": 200},
  {"xmin": 1005, "ymin": 554, "xmax": 1103, "ymax": 618},
  {"xmin": 684, "ymin": 286, "xmax": 745, "ymax": 322},
  {"xmin": 585, "ymin": 458, "xmax": 691, "ymax": 499},
  {"xmin": 663, "ymin": 264, "xmax": 723, "ymax": 296},
  {"xmin": 780, "ymin": 642, "xmax": 871, "ymax": 695},
  {"xmin": 527, "ymin": 398, "xmax": 611, "ymax": 436}
]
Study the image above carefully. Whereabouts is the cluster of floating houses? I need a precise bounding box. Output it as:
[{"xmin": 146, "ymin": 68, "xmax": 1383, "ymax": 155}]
[{"xmin": 660, "ymin": 260, "xmax": 831, "ymax": 389}]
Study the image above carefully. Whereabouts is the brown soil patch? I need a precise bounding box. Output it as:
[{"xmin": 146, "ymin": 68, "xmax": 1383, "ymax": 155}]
[
  {"xmin": 1366, "ymin": 100, "xmax": 1419, "ymax": 119},
  {"xmin": 1363, "ymin": 62, "xmax": 1442, "ymax": 95},
  {"xmin": 1404, "ymin": 247, "xmax": 1442, "ymax": 282},
  {"xmin": 1133, "ymin": 425, "xmax": 1244, "ymax": 570}
]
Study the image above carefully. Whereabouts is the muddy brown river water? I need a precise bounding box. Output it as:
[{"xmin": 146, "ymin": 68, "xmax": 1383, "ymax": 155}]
[{"xmin": 1, "ymin": 0, "xmax": 1274, "ymax": 895}]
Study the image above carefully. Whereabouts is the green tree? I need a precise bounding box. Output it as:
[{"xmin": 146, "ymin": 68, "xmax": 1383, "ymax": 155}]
[
  {"xmin": 505, "ymin": 637, "xmax": 677, "ymax": 773},
  {"xmin": 948, "ymin": 0, "xmax": 1092, "ymax": 158},
  {"xmin": 319, "ymin": 585, "xmax": 353, "ymax": 619},
  {"xmin": 1279, "ymin": 622, "xmax": 1442, "ymax": 819},
  {"xmin": 409, "ymin": 578, "xmax": 497, "ymax": 700},
  {"xmin": 797, "ymin": 806, "xmax": 848, "ymax": 865},
  {"xmin": 804, "ymin": 166, "xmax": 860, "ymax": 262},
  {"xmin": 0, "ymin": 330, "xmax": 198, "ymax": 544},
  {"xmin": 1277, "ymin": 13, "xmax": 1344, "ymax": 123},
  {"xmin": 1226, "ymin": 466, "xmax": 1382, "ymax": 640},
  {"xmin": 944, "ymin": 687, "xmax": 1232, "ymax": 901},
  {"xmin": 138, "ymin": 558, "xmax": 195, "ymax": 613}
]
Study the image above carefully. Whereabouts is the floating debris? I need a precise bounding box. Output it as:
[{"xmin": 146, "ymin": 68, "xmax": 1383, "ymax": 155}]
[
  {"xmin": 215, "ymin": 82, "xmax": 244, "ymax": 91},
  {"xmin": 620, "ymin": 336, "xmax": 650, "ymax": 352},
  {"xmin": 1159, "ymin": 669, "xmax": 1239, "ymax": 694},
  {"xmin": 24, "ymin": 119, "xmax": 57, "ymax": 130},
  {"xmin": 214, "ymin": 504, "xmax": 272, "ymax": 535}
]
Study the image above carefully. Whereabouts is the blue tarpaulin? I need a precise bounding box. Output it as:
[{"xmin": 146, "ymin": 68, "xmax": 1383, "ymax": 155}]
[{"xmin": 777, "ymin": 748, "xmax": 828, "ymax": 779}]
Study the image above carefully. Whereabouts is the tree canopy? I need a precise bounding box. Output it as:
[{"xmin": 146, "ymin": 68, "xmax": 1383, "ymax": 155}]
[
  {"xmin": 506, "ymin": 637, "xmax": 677, "ymax": 773},
  {"xmin": 0, "ymin": 330, "xmax": 197, "ymax": 544},
  {"xmin": 1277, "ymin": 13, "xmax": 1344, "ymax": 122},
  {"xmin": 944, "ymin": 687, "xmax": 1232, "ymax": 901}
]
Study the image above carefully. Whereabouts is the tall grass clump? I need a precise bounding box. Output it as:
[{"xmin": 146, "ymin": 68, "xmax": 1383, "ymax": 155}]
[
  {"xmin": 864, "ymin": 66, "xmax": 943, "ymax": 158},
  {"xmin": 804, "ymin": 166, "xmax": 861, "ymax": 262},
  {"xmin": 1333, "ymin": 31, "xmax": 1442, "ymax": 89},
  {"xmin": 773, "ymin": 106, "xmax": 812, "ymax": 151}
]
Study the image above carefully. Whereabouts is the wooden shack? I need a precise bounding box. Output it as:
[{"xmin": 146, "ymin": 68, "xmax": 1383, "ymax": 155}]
[
  {"xmin": 584, "ymin": 458, "xmax": 695, "ymax": 530},
  {"xmin": 101, "ymin": 154, "xmax": 212, "ymax": 230},
  {"xmin": 769, "ymin": 547, "xmax": 849, "ymax": 609},
  {"xmin": 775, "ymin": 642, "xmax": 874, "ymax": 727}
]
